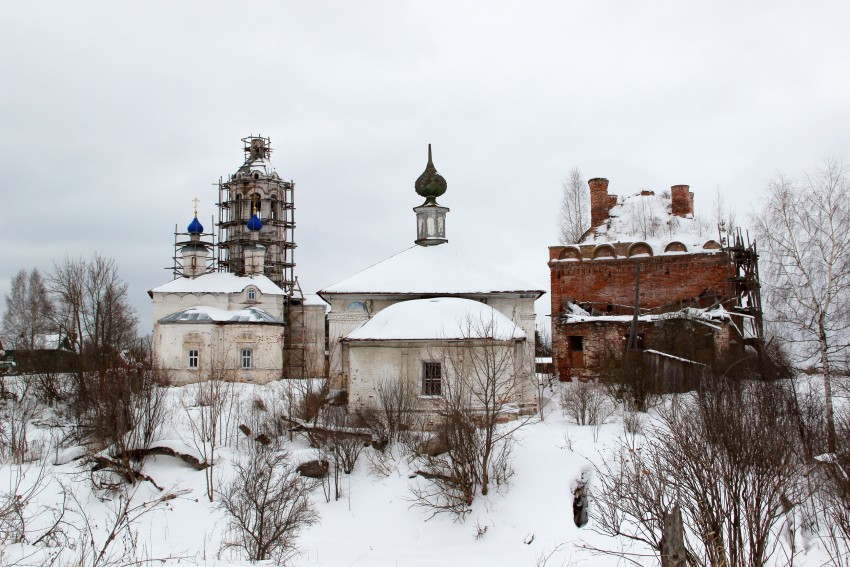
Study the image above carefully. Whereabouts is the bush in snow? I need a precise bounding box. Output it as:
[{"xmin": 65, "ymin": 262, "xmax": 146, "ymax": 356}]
[
  {"xmin": 560, "ymin": 380, "xmax": 614, "ymax": 426},
  {"xmin": 590, "ymin": 379, "xmax": 804, "ymax": 566},
  {"xmin": 218, "ymin": 442, "xmax": 319, "ymax": 563}
]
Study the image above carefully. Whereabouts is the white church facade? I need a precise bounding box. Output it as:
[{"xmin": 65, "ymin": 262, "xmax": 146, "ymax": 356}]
[
  {"xmin": 149, "ymin": 136, "xmax": 326, "ymax": 384},
  {"xmin": 319, "ymin": 147, "xmax": 544, "ymax": 415}
]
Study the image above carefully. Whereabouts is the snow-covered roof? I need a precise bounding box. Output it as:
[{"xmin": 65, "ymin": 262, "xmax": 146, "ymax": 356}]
[
  {"xmin": 580, "ymin": 191, "xmax": 721, "ymax": 253},
  {"xmin": 159, "ymin": 306, "xmax": 283, "ymax": 324},
  {"xmin": 561, "ymin": 304, "xmax": 732, "ymax": 329},
  {"xmin": 321, "ymin": 244, "xmax": 543, "ymax": 296},
  {"xmin": 150, "ymin": 272, "xmax": 285, "ymax": 296},
  {"xmin": 303, "ymin": 293, "xmax": 330, "ymax": 310},
  {"xmin": 344, "ymin": 297, "xmax": 526, "ymax": 341}
]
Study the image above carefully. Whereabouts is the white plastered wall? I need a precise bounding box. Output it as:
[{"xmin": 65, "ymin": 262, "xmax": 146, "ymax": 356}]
[
  {"xmin": 345, "ymin": 338, "xmax": 532, "ymax": 418},
  {"xmin": 153, "ymin": 322, "xmax": 284, "ymax": 385}
]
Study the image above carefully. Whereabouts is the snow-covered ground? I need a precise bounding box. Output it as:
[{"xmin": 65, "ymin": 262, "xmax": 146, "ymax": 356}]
[{"xmin": 0, "ymin": 377, "xmax": 841, "ymax": 566}]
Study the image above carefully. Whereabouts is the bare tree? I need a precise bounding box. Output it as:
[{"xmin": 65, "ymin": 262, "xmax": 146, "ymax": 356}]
[
  {"xmin": 558, "ymin": 167, "xmax": 589, "ymax": 244},
  {"xmin": 590, "ymin": 379, "xmax": 804, "ymax": 567},
  {"xmin": 0, "ymin": 380, "xmax": 39, "ymax": 464},
  {"xmin": 50, "ymin": 254, "xmax": 138, "ymax": 369},
  {"xmin": 84, "ymin": 368, "xmax": 168, "ymax": 489},
  {"xmin": 183, "ymin": 370, "xmax": 234, "ymax": 502},
  {"xmin": 712, "ymin": 186, "xmax": 737, "ymax": 239},
  {"xmin": 411, "ymin": 315, "xmax": 530, "ymax": 518},
  {"xmin": 752, "ymin": 159, "xmax": 850, "ymax": 451},
  {"xmin": 0, "ymin": 461, "xmax": 69, "ymax": 548},
  {"xmin": 626, "ymin": 192, "xmax": 663, "ymax": 240},
  {"xmin": 181, "ymin": 351, "xmax": 239, "ymax": 502},
  {"xmin": 69, "ymin": 482, "xmax": 186, "ymax": 567},
  {"xmin": 356, "ymin": 375, "xmax": 421, "ymax": 448},
  {"xmin": 218, "ymin": 443, "xmax": 319, "ymax": 563},
  {"xmin": 441, "ymin": 316, "xmax": 530, "ymax": 496},
  {"xmin": 410, "ymin": 397, "xmax": 484, "ymax": 519},
  {"xmin": 49, "ymin": 255, "xmax": 86, "ymax": 356},
  {"xmin": 794, "ymin": 386, "xmax": 850, "ymax": 566},
  {"xmin": 2, "ymin": 268, "xmax": 55, "ymax": 350},
  {"xmin": 305, "ymin": 404, "xmax": 367, "ymax": 501}
]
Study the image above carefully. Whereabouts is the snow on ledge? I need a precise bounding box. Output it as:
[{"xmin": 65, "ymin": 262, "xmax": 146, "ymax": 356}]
[{"xmin": 150, "ymin": 272, "xmax": 285, "ymax": 296}]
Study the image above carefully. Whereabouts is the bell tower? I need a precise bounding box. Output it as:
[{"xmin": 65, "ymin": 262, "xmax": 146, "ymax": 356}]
[{"xmin": 217, "ymin": 135, "xmax": 296, "ymax": 292}]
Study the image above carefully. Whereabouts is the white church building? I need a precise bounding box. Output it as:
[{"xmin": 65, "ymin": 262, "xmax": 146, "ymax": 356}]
[
  {"xmin": 150, "ymin": 212, "xmax": 290, "ymax": 384},
  {"xmin": 319, "ymin": 147, "xmax": 544, "ymax": 415},
  {"xmin": 149, "ymin": 139, "xmax": 542, "ymax": 405},
  {"xmin": 149, "ymin": 136, "xmax": 326, "ymax": 384}
]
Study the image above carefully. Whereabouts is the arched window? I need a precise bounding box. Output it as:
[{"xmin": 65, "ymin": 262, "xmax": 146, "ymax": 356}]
[
  {"xmin": 558, "ymin": 247, "xmax": 582, "ymax": 261},
  {"xmin": 270, "ymin": 194, "xmax": 278, "ymax": 220},
  {"xmin": 592, "ymin": 244, "xmax": 617, "ymax": 260},
  {"xmin": 247, "ymin": 288, "xmax": 256, "ymax": 301}
]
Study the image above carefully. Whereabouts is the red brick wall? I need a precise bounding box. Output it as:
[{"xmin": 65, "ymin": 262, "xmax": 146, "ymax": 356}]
[
  {"xmin": 548, "ymin": 252, "xmax": 731, "ymax": 315},
  {"xmin": 552, "ymin": 317, "xmax": 734, "ymax": 382}
]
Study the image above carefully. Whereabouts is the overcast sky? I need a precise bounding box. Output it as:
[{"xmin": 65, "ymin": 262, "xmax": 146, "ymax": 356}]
[{"xmin": 2, "ymin": 1, "xmax": 849, "ymax": 331}]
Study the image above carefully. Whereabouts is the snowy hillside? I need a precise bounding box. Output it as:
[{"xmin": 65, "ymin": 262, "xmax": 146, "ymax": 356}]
[
  {"xmin": 583, "ymin": 191, "xmax": 720, "ymax": 252},
  {"xmin": 0, "ymin": 376, "xmax": 844, "ymax": 567}
]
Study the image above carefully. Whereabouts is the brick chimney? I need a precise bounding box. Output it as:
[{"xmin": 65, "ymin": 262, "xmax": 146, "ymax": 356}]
[
  {"xmin": 589, "ymin": 178, "xmax": 611, "ymax": 228},
  {"xmin": 671, "ymin": 185, "xmax": 694, "ymax": 217}
]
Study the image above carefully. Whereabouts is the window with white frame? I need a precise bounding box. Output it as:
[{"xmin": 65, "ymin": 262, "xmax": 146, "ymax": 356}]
[
  {"xmin": 241, "ymin": 348, "xmax": 253, "ymax": 369},
  {"xmin": 247, "ymin": 288, "xmax": 256, "ymax": 301},
  {"xmin": 422, "ymin": 362, "xmax": 442, "ymax": 396},
  {"xmin": 188, "ymin": 349, "xmax": 199, "ymax": 369}
]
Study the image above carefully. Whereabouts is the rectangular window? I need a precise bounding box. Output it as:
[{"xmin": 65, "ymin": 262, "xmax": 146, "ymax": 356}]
[
  {"xmin": 188, "ymin": 349, "xmax": 199, "ymax": 369},
  {"xmin": 241, "ymin": 348, "xmax": 253, "ymax": 369},
  {"xmin": 569, "ymin": 336, "xmax": 584, "ymax": 351},
  {"xmin": 422, "ymin": 362, "xmax": 442, "ymax": 396}
]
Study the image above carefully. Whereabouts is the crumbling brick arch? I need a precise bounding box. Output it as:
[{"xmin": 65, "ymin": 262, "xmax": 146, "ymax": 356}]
[
  {"xmin": 664, "ymin": 241, "xmax": 688, "ymax": 253},
  {"xmin": 591, "ymin": 244, "xmax": 617, "ymax": 260},
  {"xmin": 558, "ymin": 246, "xmax": 583, "ymax": 261},
  {"xmin": 627, "ymin": 242, "xmax": 653, "ymax": 257},
  {"xmin": 703, "ymin": 240, "xmax": 722, "ymax": 250}
]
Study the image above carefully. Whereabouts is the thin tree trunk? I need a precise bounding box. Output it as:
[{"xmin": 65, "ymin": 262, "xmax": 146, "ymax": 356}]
[{"xmin": 819, "ymin": 314, "xmax": 837, "ymax": 452}]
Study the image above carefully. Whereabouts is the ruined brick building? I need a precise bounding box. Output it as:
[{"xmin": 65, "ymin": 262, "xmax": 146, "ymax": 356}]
[{"xmin": 549, "ymin": 178, "xmax": 762, "ymax": 384}]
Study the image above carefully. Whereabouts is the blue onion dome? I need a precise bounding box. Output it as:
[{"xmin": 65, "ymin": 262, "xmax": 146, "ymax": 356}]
[
  {"xmin": 187, "ymin": 214, "xmax": 204, "ymax": 235},
  {"xmin": 247, "ymin": 213, "xmax": 263, "ymax": 231}
]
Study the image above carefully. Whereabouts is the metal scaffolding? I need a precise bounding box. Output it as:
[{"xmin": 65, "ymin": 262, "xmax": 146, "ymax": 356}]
[
  {"xmin": 169, "ymin": 216, "xmax": 216, "ymax": 278},
  {"xmin": 721, "ymin": 226, "xmax": 765, "ymax": 351},
  {"xmin": 215, "ymin": 135, "xmax": 306, "ymax": 378},
  {"xmin": 217, "ymin": 135, "xmax": 297, "ymax": 293}
]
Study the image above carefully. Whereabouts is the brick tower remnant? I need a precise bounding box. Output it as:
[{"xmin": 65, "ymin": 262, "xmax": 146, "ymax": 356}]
[
  {"xmin": 588, "ymin": 177, "xmax": 619, "ymax": 230},
  {"xmin": 670, "ymin": 184, "xmax": 694, "ymax": 217},
  {"xmin": 217, "ymin": 136, "xmax": 297, "ymax": 293}
]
